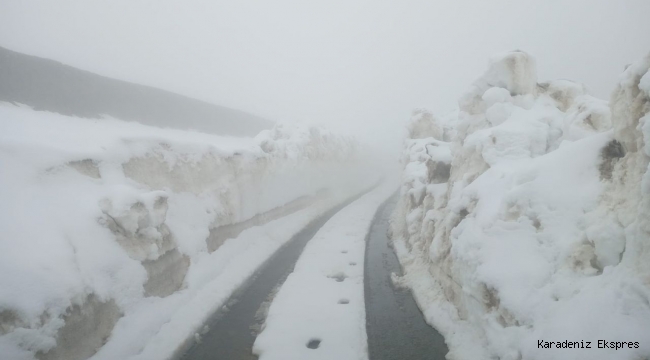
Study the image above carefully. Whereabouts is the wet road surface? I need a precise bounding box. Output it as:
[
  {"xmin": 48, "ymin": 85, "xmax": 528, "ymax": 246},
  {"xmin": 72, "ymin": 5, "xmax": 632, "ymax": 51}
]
[
  {"xmin": 364, "ymin": 195, "xmax": 449, "ymax": 360},
  {"xmin": 179, "ymin": 188, "xmax": 448, "ymax": 360},
  {"xmin": 179, "ymin": 188, "xmax": 373, "ymax": 360}
]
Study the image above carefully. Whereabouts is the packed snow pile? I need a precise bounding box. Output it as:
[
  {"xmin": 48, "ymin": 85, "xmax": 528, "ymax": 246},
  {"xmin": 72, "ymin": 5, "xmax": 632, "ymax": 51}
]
[
  {"xmin": 0, "ymin": 104, "xmax": 380, "ymax": 360},
  {"xmin": 256, "ymin": 123, "xmax": 357, "ymax": 161},
  {"xmin": 391, "ymin": 51, "xmax": 650, "ymax": 360}
]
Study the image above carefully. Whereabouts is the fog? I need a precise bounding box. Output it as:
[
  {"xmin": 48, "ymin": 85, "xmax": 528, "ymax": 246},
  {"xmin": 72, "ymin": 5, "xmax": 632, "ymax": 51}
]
[
  {"xmin": 1, "ymin": 0, "xmax": 648, "ymax": 147},
  {"xmin": 1, "ymin": 3, "xmax": 650, "ymax": 359}
]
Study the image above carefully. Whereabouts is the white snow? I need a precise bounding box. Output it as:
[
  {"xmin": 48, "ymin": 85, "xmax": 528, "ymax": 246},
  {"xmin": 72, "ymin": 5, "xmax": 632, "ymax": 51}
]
[
  {"xmin": 641, "ymin": 71, "xmax": 650, "ymax": 97},
  {"xmin": 97, "ymin": 197, "xmax": 361, "ymax": 360},
  {"xmin": 0, "ymin": 103, "xmax": 382, "ymax": 360},
  {"xmin": 482, "ymin": 87, "xmax": 513, "ymax": 107},
  {"xmin": 252, "ymin": 181, "xmax": 398, "ymax": 360},
  {"xmin": 4, "ymin": 46, "xmax": 649, "ymax": 360},
  {"xmin": 392, "ymin": 51, "xmax": 650, "ymax": 360}
]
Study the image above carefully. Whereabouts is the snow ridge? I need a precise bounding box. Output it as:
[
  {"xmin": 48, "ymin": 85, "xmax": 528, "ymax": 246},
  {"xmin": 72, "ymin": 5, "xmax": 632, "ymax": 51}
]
[
  {"xmin": 0, "ymin": 105, "xmax": 381, "ymax": 360},
  {"xmin": 392, "ymin": 51, "xmax": 650, "ymax": 360}
]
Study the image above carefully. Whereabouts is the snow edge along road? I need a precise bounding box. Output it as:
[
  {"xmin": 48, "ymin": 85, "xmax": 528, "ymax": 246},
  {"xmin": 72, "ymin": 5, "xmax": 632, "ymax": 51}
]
[
  {"xmin": 252, "ymin": 180, "xmax": 399, "ymax": 360},
  {"xmin": 94, "ymin": 179, "xmax": 377, "ymax": 360}
]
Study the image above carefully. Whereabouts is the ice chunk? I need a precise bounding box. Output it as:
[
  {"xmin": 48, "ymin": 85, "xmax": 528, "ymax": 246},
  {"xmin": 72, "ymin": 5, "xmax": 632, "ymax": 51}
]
[
  {"xmin": 408, "ymin": 109, "xmax": 444, "ymax": 140},
  {"xmin": 482, "ymin": 87, "xmax": 512, "ymax": 107},
  {"xmin": 611, "ymin": 52, "xmax": 650, "ymax": 152},
  {"xmin": 483, "ymin": 51, "xmax": 538, "ymax": 96}
]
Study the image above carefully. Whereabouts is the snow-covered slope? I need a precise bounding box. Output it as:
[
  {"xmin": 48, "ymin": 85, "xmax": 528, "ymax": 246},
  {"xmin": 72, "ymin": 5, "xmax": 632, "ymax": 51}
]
[
  {"xmin": 0, "ymin": 46, "xmax": 273, "ymax": 137},
  {"xmin": 392, "ymin": 51, "xmax": 650, "ymax": 360},
  {"xmin": 0, "ymin": 104, "xmax": 381, "ymax": 360}
]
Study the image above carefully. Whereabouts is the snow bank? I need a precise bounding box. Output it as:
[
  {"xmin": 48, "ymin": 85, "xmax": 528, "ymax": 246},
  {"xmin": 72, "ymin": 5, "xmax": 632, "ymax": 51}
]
[
  {"xmin": 392, "ymin": 51, "xmax": 650, "ymax": 360},
  {"xmin": 252, "ymin": 181, "xmax": 397, "ymax": 360},
  {"xmin": 0, "ymin": 104, "xmax": 382, "ymax": 360}
]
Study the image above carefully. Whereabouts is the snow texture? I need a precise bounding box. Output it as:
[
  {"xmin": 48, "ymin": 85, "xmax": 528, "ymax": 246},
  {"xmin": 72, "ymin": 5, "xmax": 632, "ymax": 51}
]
[
  {"xmin": 392, "ymin": 51, "xmax": 650, "ymax": 360},
  {"xmin": 253, "ymin": 181, "xmax": 397, "ymax": 360},
  {"xmin": 0, "ymin": 104, "xmax": 381, "ymax": 360}
]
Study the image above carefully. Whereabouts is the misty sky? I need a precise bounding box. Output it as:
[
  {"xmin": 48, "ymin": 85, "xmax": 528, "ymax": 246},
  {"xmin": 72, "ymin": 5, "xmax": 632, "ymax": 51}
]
[{"xmin": 1, "ymin": 0, "xmax": 649, "ymax": 144}]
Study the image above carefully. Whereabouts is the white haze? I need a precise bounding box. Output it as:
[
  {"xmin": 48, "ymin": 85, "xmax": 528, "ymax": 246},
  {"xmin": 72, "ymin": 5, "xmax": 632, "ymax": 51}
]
[{"xmin": 0, "ymin": 0, "xmax": 648, "ymax": 150}]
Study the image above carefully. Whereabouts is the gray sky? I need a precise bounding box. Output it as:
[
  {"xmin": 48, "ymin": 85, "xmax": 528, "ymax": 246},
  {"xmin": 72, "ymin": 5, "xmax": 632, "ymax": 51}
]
[{"xmin": 1, "ymin": 0, "xmax": 649, "ymax": 146}]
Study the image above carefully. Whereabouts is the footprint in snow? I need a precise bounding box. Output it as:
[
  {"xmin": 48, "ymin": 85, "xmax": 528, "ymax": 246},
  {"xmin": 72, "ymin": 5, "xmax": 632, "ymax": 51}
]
[
  {"xmin": 327, "ymin": 272, "xmax": 347, "ymax": 282},
  {"xmin": 306, "ymin": 338, "xmax": 321, "ymax": 349}
]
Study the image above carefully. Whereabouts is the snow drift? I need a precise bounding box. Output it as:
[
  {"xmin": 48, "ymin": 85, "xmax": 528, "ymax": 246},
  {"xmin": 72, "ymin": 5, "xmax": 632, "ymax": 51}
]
[
  {"xmin": 0, "ymin": 104, "xmax": 381, "ymax": 360},
  {"xmin": 392, "ymin": 51, "xmax": 650, "ymax": 360}
]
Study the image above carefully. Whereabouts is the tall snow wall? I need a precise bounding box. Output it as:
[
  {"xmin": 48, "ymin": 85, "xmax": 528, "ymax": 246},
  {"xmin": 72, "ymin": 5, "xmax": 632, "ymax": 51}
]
[
  {"xmin": 0, "ymin": 106, "xmax": 382, "ymax": 360},
  {"xmin": 391, "ymin": 51, "xmax": 650, "ymax": 360}
]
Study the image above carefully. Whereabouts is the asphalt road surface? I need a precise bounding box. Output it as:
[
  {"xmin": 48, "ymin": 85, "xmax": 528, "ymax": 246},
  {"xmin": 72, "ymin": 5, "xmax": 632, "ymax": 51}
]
[
  {"xmin": 364, "ymin": 195, "xmax": 448, "ymax": 360},
  {"xmin": 180, "ymin": 189, "xmax": 448, "ymax": 360},
  {"xmin": 179, "ymin": 188, "xmax": 373, "ymax": 360}
]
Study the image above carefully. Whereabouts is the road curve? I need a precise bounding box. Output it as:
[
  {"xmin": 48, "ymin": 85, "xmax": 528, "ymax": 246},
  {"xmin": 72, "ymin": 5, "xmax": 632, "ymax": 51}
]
[
  {"xmin": 364, "ymin": 194, "xmax": 448, "ymax": 360},
  {"xmin": 178, "ymin": 187, "xmax": 375, "ymax": 360},
  {"xmin": 178, "ymin": 188, "xmax": 448, "ymax": 360}
]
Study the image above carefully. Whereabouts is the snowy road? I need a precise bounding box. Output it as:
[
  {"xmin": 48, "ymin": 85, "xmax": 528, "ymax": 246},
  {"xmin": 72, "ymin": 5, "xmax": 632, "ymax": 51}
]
[
  {"xmin": 365, "ymin": 195, "xmax": 448, "ymax": 360},
  {"xmin": 179, "ymin": 182, "xmax": 448, "ymax": 360},
  {"xmin": 178, "ymin": 185, "xmax": 376, "ymax": 360}
]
